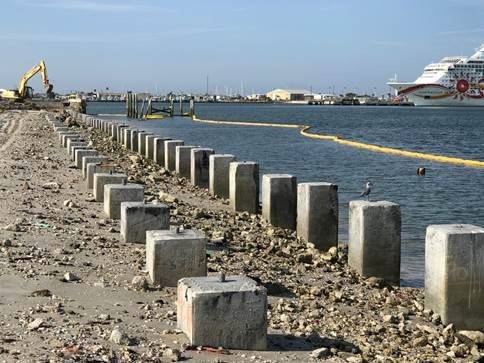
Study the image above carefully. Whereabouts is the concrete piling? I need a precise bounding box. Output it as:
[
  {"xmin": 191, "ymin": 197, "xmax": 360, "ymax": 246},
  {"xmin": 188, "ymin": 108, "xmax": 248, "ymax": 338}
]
[
  {"xmin": 130, "ymin": 130, "xmax": 139, "ymax": 152},
  {"xmin": 104, "ymin": 183, "xmax": 145, "ymax": 219},
  {"xmin": 297, "ymin": 182, "xmax": 339, "ymax": 251},
  {"xmin": 191, "ymin": 148, "xmax": 214, "ymax": 188},
  {"xmin": 67, "ymin": 139, "xmax": 85, "ymax": 155},
  {"xmin": 75, "ymin": 149, "xmax": 98, "ymax": 169},
  {"xmin": 82, "ymin": 156, "xmax": 108, "ymax": 179},
  {"xmin": 229, "ymin": 161, "xmax": 260, "ymax": 214},
  {"xmin": 118, "ymin": 125, "xmax": 128, "ymax": 144},
  {"xmin": 154, "ymin": 137, "xmax": 171, "ymax": 166},
  {"xmin": 209, "ymin": 154, "xmax": 235, "ymax": 199},
  {"xmin": 109, "ymin": 123, "xmax": 116, "ymax": 138},
  {"xmin": 61, "ymin": 134, "xmax": 80, "ymax": 148},
  {"xmin": 123, "ymin": 128, "xmax": 132, "ymax": 149},
  {"xmin": 93, "ymin": 173, "xmax": 127, "ymax": 202},
  {"xmin": 425, "ymin": 224, "xmax": 484, "ymax": 330},
  {"xmin": 146, "ymin": 229, "xmax": 207, "ymax": 287},
  {"xmin": 177, "ymin": 275, "xmax": 267, "ymax": 350},
  {"xmin": 138, "ymin": 131, "xmax": 153, "ymax": 157},
  {"xmin": 262, "ymin": 174, "xmax": 297, "ymax": 230},
  {"xmin": 145, "ymin": 135, "xmax": 156, "ymax": 160},
  {"xmin": 165, "ymin": 140, "xmax": 184, "ymax": 171},
  {"xmin": 58, "ymin": 131, "xmax": 75, "ymax": 143},
  {"xmin": 70, "ymin": 145, "xmax": 88, "ymax": 160},
  {"xmin": 176, "ymin": 145, "xmax": 196, "ymax": 178},
  {"xmin": 86, "ymin": 162, "xmax": 116, "ymax": 189},
  {"xmin": 348, "ymin": 201, "xmax": 401, "ymax": 285},
  {"xmin": 120, "ymin": 202, "xmax": 170, "ymax": 243}
]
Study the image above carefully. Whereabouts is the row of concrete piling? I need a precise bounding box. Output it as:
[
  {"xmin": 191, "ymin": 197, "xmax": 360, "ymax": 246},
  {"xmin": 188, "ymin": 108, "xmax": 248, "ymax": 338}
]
[
  {"xmin": 50, "ymin": 112, "xmax": 266, "ymax": 350},
  {"xmin": 53, "ymin": 110, "xmax": 483, "ymax": 346}
]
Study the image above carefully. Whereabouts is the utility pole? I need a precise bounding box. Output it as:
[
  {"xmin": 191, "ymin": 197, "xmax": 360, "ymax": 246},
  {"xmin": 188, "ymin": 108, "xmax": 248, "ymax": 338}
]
[{"xmin": 206, "ymin": 75, "xmax": 209, "ymax": 95}]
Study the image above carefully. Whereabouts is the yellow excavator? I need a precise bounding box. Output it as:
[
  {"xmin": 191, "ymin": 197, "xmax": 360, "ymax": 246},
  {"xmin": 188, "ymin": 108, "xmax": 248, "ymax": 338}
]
[{"xmin": 0, "ymin": 60, "xmax": 54, "ymax": 101}]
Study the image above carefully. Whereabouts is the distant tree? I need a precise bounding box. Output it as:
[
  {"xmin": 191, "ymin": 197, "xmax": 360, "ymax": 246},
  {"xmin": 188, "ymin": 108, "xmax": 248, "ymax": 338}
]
[{"xmin": 345, "ymin": 92, "xmax": 357, "ymax": 98}]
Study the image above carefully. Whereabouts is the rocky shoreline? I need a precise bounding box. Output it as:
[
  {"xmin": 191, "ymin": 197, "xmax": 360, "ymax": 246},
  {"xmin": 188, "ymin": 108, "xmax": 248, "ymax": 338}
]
[{"xmin": 0, "ymin": 109, "xmax": 482, "ymax": 362}]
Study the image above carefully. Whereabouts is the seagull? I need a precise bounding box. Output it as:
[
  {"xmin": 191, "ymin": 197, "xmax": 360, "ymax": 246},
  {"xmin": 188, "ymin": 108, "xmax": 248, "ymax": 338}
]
[{"xmin": 360, "ymin": 182, "xmax": 373, "ymax": 201}]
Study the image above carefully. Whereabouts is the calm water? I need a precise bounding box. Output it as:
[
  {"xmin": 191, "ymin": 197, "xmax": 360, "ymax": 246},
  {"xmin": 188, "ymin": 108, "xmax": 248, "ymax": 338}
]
[{"xmin": 88, "ymin": 102, "xmax": 484, "ymax": 287}]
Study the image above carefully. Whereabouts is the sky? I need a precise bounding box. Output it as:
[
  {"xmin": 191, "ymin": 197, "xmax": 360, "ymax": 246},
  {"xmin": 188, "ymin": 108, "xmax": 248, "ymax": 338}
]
[{"xmin": 0, "ymin": 0, "xmax": 483, "ymax": 95}]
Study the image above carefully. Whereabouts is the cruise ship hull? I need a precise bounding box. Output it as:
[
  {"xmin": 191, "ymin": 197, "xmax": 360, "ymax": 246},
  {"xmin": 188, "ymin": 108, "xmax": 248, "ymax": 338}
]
[{"xmin": 388, "ymin": 82, "xmax": 484, "ymax": 107}]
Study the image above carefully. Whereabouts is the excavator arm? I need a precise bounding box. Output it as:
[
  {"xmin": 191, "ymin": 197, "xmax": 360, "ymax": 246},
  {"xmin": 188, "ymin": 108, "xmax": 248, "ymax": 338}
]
[{"xmin": 17, "ymin": 60, "xmax": 53, "ymax": 98}]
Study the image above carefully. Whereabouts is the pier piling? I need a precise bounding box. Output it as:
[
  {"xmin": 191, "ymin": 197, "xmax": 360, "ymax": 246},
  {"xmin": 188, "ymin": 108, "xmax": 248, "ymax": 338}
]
[
  {"xmin": 297, "ymin": 182, "xmax": 338, "ymax": 251},
  {"xmin": 146, "ymin": 229, "xmax": 207, "ymax": 286},
  {"xmin": 191, "ymin": 148, "xmax": 214, "ymax": 188},
  {"xmin": 209, "ymin": 154, "xmax": 235, "ymax": 199},
  {"xmin": 262, "ymin": 174, "xmax": 297, "ymax": 230},
  {"xmin": 425, "ymin": 224, "xmax": 484, "ymax": 330},
  {"xmin": 229, "ymin": 162, "xmax": 260, "ymax": 214},
  {"xmin": 165, "ymin": 140, "xmax": 184, "ymax": 171},
  {"xmin": 177, "ymin": 275, "xmax": 267, "ymax": 350},
  {"xmin": 104, "ymin": 183, "xmax": 144, "ymax": 219},
  {"xmin": 348, "ymin": 201, "xmax": 401, "ymax": 285},
  {"xmin": 176, "ymin": 145, "xmax": 196, "ymax": 178}
]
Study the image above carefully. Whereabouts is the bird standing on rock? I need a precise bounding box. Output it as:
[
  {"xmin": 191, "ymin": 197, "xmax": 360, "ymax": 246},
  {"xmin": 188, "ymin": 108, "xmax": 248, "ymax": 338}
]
[{"xmin": 360, "ymin": 182, "xmax": 373, "ymax": 201}]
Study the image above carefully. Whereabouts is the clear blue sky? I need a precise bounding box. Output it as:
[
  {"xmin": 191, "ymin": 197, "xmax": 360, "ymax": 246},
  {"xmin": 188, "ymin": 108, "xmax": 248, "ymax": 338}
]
[{"xmin": 1, "ymin": 0, "xmax": 483, "ymax": 95}]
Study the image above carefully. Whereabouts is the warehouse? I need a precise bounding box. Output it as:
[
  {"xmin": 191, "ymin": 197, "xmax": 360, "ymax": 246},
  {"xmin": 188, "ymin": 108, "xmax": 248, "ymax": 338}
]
[{"xmin": 265, "ymin": 89, "xmax": 311, "ymax": 101}]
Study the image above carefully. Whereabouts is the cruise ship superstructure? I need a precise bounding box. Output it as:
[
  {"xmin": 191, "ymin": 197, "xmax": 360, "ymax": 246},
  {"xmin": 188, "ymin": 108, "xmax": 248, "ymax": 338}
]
[{"xmin": 388, "ymin": 44, "xmax": 484, "ymax": 106}]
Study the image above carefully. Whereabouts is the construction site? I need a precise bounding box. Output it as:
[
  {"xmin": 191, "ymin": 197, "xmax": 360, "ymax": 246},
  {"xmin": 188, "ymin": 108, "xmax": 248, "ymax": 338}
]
[{"xmin": 0, "ymin": 57, "xmax": 483, "ymax": 363}]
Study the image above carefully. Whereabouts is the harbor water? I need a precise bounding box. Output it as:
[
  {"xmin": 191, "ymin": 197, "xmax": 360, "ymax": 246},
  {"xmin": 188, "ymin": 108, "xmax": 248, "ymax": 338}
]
[{"xmin": 88, "ymin": 102, "xmax": 484, "ymax": 287}]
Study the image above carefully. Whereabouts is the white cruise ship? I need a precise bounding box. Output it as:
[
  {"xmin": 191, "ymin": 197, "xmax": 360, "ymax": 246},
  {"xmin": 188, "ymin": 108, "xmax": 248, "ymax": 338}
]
[{"xmin": 388, "ymin": 44, "xmax": 484, "ymax": 106}]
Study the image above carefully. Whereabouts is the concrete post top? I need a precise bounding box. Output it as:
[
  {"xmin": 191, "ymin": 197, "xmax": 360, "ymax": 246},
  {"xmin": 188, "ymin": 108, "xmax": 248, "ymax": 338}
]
[
  {"xmin": 262, "ymin": 174, "xmax": 295, "ymax": 180},
  {"xmin": 230, "ymin": 161, "xmax": 258, "ymax": 166},
  {"xmin": 210, "ymin": 154, "xmax": 235, "ymax": 159},
  {"xmin": 177, "ymin": 145, "xmax": 196, "ymax": 150},
  {"xmin": 146, "ymin": 134, "xmax": 156, "ymax": 139},
  {"xmin": 94, "ymin": 173, "xmax": 127, "ymax": 179},
  {"xmin": 299, "ymin": 182, "xmax": 337, "ymax": 188},
  {"xmin": 105, "ymin": 183, "xmax": 144, "ymax": 191},
  {"xmin": 426, "ymin": 224, "xmax": 484, "ymax": 236},
  {"xmin": 166, "ymin": 140, "xmax": 184, "ymax": 144},
  {"xmin": 192, "ymin": 147, "xmax": 213, "ymax": 152},
  {"xmin": 76, "ymin": 149, "xmax": 97, "ymax": 153},
  {"xmin": 349, "ymin": 200, "xmax": 399, "ymax": 209},
  {"xmin": 179, "ymin": 275, "xmax": 266, "ymax": 295},
  {"xmin": 121, "ymin": 201, "xmax": 168, "ymax": 210},
  {"xmin": 154, "ymin": 137, "xmax": 172, "ymax": 141},
  {"xmin": 147, "ymin": 228, "xmax": 205, "ymax": 242}
]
